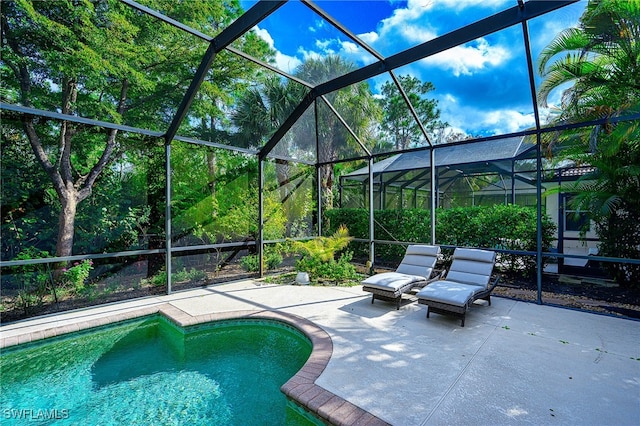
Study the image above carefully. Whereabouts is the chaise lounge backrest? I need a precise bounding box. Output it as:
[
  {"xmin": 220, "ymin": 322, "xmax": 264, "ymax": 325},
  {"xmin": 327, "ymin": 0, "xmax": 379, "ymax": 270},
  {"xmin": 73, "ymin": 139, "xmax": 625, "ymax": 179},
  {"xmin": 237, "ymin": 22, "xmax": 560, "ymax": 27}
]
[
  {"xmin": 395, "ymin": 245, "xmax": 440, "ymax": 278},
  {"xmin": 445, "ymin": 248, "xmax": 496, "ymax": 289}
]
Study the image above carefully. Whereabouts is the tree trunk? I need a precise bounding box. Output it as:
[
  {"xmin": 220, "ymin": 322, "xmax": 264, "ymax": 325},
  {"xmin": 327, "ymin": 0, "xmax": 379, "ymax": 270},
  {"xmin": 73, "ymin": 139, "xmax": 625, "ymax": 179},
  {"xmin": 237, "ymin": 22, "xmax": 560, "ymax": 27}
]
[
  {"xmin": 205, "ymin": 116, "xmax": 217, "ymax": 200},
  {"xmin": 320, "ymin": 164, "xmax": 334, "ymax": 210},
  {"xmin": 275, "ymin": 159, "xmax": 290, "ymax": 202},
  {"xmin": 20, "ymin": 75, "xmax": 127, "ymax": 264},
  {"xmin": 56, "ymin": 190, "xmax": 78, "ymax": 258},
  {"xmin": 207, "ymin": 151, "xmax": 217, "ymax": 199}
]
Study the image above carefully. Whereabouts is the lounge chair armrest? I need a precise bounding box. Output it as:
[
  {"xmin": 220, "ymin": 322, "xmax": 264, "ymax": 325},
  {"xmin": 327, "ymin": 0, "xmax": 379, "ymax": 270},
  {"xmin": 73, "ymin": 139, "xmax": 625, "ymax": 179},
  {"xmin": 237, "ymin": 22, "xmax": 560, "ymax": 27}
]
[
  {"xmin": 411, "ymin": 269, "xmax": 446, "ymax": 290},
  {"xmin": 430, "ymin": 269, "xmax": 446, "ymax": 282},
  {"xmin": 487, "ymin": 274, "xmax": 500, "ymax": 292}
]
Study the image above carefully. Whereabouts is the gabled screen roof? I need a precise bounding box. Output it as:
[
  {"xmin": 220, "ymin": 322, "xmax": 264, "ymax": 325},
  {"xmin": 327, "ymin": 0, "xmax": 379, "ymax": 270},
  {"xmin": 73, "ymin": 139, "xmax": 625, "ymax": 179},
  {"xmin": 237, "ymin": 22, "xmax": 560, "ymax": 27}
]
[{"xmin": 344, "ymin": 136, "xmax": 535, "ymax": 178}]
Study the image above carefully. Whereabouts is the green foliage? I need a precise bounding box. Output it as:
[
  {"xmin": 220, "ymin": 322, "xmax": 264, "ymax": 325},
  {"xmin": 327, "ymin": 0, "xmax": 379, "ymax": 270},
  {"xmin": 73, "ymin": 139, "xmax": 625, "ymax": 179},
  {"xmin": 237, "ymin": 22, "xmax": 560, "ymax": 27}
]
[
  {"xmin": 291, "ymin": 225, "xmax": 353, "ymax": 263},
  {"xmin": 322, "ymin": 208, "xmax": 370, "ymax": 239},
  {"xmin": 170, "ymin": 148, "xmax": 297, "ymax": 245},
  {"xmin": 59, "ymin": 260, "xmax": 93, "ymax": 293},
  {"xmin": 290, "ymin": 225, "xmax": 358, "ymax": 281},
  {"xmin": 9, "ymin": 247, "xmax": 52, "ymax": 314},
  {"xmin": 378, "ymin": 74, "xmax": 446, "ymax": 150},
  {"xmin": 325, "ymin": 205, "xmax": 557, "ymax": 274},
  {"xmin": 295, "ymin": 55, "xmax": 381, "ymax": 210},
  {"xmin": 295, "ymin": 251, "xmax": 359, "ymax": 283},
  {"xmin": 537, "ymin": 0, "xmax": 640, "ymax": 286},
  {"xmin": 323, "ymin": 208, "xmax": 433, "ymax": 260},
  {"xmin": 142, "ymin": 267, "xmax": 207, "ymax": 287},
  {"xmin": 240, "ymin": 249, "xmax": 283, "ymax": 272},
  {"xmin": 11, "ymin": 247, "xmax": 50, "ymax": 287},
  {"xmin": 1, "ymin": 0, "xmax": 272, "ymax": 260},
  {"xmin": 173, "ymin": 268, "xmax": 207, "ymax": 283},
  {"xmin": 594, "ymin": 207, "xmax": 640, "ymax": 284}
]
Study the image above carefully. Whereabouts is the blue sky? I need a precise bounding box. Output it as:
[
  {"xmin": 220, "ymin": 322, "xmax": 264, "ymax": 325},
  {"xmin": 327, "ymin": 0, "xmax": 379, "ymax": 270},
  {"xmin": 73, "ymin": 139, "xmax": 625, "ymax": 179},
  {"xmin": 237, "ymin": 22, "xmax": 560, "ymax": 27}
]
[{"xmin": 239, "ymin": 0, "xmax": 587, "ymax": 138}]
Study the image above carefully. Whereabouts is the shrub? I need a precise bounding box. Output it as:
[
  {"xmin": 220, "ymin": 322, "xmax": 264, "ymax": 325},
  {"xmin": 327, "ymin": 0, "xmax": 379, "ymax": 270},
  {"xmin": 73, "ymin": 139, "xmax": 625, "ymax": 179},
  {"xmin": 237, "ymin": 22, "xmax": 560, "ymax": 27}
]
[
  {"xmin": 595, "ymin": 209, "xmax": 640, "ymax": 286},
  {"xmin": 295, "ymin": 251, "xmax": 359, "ymax": 282},
  {"xmin": 142, "ymin": 267, "xmax": 208, "ymax": 287},
  {"xmin": 291, "ymin": 225, "xmax": 358, "ymax": 282},
  {"xmin": 324, "ymin": 209, "xmax": 432, "ymax": 260},
  {"xmin": 325, "ymin": 205, "xmax": 557, "ymax": 275},
  {"xmin": 9, "ymin": 248, "xmax": 52, "ymax": 314},
  {"xmin": 59, "ymin": 260, "xmax": 93, "ymax": 292},
  {"xmin": 291, "ymin": 225, "xmax": 353, "ymax": 262},
  {"xmin": 240, "ymin": 249, "xmax": 283, "ymax": 272}
]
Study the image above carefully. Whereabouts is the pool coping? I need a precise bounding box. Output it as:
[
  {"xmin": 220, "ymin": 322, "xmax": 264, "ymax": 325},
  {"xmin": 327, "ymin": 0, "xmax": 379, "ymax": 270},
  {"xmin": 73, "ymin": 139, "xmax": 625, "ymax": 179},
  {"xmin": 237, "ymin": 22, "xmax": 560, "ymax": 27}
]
[{"xmin": 0, "ymin": 304, "xmax": 390, "ymax": 426}]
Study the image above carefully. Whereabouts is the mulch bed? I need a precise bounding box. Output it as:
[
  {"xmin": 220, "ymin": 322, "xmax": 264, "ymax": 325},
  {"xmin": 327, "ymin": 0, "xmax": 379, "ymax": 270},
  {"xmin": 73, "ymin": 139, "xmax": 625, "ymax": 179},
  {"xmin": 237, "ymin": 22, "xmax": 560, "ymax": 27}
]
[
  {"xmin": 494, "ymin": 273, "xmax": 640, "ymax": 319},
  {"xmin": 2, "ymin": 264, "xmax": 639, "ymax": 323}
]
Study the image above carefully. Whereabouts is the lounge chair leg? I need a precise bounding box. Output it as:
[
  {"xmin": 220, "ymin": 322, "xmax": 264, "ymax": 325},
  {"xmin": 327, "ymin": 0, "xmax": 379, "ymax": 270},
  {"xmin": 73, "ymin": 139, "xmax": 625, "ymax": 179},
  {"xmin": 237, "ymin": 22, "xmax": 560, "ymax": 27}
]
[
  {"xmin": 371, "ymin": 295, "xmax": 375, "ymax": 304},
  {"xmin": 461, "ymin": 315, "xmax": 465, "ymax": 327},
  {"xmin": 396, "ymin": 297, "xmax": 401, "ymax": 310},
  {"xmin": 426, "ymin": 307, "xmax": 430, "ymax": 319}
]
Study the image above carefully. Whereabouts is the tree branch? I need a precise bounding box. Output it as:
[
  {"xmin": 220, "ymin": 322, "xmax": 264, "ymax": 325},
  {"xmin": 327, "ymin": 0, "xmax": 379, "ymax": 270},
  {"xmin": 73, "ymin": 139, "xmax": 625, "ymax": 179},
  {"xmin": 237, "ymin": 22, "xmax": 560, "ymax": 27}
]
[{"xmin": 79, "ymin": 79, "xmax": 130, "ymax": 200}]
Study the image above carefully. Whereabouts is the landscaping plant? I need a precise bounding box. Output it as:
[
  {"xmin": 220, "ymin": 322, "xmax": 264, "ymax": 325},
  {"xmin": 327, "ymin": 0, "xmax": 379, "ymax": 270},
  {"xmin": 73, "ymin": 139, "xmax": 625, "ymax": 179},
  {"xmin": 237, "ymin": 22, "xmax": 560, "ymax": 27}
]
[{"xmin": 291, "ymin": 225, "xmax": 359, "ymax": 282}]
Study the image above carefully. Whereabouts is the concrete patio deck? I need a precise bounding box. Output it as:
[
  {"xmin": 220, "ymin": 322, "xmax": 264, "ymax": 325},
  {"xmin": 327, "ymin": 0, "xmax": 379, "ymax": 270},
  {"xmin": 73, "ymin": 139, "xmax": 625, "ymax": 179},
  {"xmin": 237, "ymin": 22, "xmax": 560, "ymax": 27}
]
[{"xmin": 2, "ymin": 279, "xmax": 639, "ymax": 425}]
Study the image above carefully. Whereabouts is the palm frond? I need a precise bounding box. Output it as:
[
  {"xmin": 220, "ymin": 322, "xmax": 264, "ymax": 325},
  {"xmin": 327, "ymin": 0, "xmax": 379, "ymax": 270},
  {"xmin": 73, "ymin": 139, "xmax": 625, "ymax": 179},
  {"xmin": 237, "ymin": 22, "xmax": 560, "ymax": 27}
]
[
  {"xmin": 291, "ymin": 225, "xmax": 353, "ymax": 262},
  {"xmin": 537, "ymin": 28, "xmax": 589, "ymax": 75}
]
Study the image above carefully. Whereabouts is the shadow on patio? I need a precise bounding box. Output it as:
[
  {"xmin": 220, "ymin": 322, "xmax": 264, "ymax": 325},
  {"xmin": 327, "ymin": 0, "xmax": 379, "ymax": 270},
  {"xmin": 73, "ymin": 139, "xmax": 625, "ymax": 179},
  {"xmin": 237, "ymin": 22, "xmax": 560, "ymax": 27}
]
[{"xmin": 1, "ymin": 280, "xmax": 639, "ymax": 425}]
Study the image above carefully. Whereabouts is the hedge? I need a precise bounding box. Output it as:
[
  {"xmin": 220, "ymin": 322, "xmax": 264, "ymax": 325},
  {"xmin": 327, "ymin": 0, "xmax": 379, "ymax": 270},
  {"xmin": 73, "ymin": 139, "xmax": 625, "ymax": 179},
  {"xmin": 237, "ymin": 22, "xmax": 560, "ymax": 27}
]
[{"xmin": 324, "ymin": 205, "xmax": 557, "ymax": 275}]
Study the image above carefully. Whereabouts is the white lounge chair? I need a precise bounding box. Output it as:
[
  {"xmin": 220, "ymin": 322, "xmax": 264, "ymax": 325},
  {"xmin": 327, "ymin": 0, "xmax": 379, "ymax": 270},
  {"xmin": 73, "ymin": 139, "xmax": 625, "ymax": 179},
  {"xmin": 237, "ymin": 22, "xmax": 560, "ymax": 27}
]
[
  {"xmin": 362, "ymin": 245, "xmax": 441, "ymax": 310},
  {"xmin": 416, "ymin": 247, "xmax": 499, "ymax": 326}
]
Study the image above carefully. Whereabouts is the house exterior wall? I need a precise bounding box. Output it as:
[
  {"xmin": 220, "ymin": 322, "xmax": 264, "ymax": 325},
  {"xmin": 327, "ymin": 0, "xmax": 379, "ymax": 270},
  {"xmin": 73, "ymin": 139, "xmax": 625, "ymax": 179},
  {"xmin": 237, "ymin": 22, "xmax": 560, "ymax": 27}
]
[{"xmin": 544, "ymin": 184, "xmax": 600, "ymax": 268}]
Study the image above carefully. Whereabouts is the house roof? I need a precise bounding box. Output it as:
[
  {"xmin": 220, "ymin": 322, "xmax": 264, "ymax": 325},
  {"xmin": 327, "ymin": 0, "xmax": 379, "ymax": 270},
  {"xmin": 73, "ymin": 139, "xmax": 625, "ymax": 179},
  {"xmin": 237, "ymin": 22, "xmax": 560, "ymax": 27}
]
[{"xmin": 344, "ymin": 136, "xmax": 535, "ymax": 180}]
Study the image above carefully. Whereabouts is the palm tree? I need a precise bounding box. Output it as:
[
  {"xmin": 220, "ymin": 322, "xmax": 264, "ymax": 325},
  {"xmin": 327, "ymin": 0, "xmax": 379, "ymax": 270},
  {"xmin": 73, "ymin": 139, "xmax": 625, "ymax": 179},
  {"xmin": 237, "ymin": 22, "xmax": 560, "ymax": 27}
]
[
  {"xmin": 294, "ymin": 55, "xmax": 381, "ymax": 210},
  {"xmin": 538, "ymin": 1, "xmax": 639, "ymax": 120},
  {"xmin": 537, "ymin": 0, "xmax": 640, "ymax": 285},
  {"xmin": 232, "ymin": 74, "xmax": 314, "ymax": 239},
  {"xmin": 232, "ymin": 74, "xmax": 308, "ymax": 200}
]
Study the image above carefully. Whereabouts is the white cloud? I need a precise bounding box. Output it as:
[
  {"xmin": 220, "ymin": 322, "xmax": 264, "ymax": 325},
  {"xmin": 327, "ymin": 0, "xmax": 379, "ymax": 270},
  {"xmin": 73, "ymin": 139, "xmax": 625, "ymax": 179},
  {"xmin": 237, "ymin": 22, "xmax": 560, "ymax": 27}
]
[
  {"xmin": 252, "ymin": 26, "xmax": 302, "ymax": 74},
  {"xmin": 274, "ymin": 52, "xmax": 303, "ymax": 74},
  {"xmin": 355, "ymin": 0, "xmax": 513, "ymax": 78},
  {"xmin": 416, "ymin": 0, "xmax": 510, "ymax": 12},
  {"xmin": 315, "ymin": 39, "xmax": 334, "ymax": 53},
  {"xmin": 443, "ymin": 93, "xmax": 458, "ymax": 104},
  {"xmin": 297, "ymin": 46, "xmax": 322, "ymax": 63},
  {"xmin": 252, "ymin": 26, "xmax": 274, "ymax": 48},
  {"xmin": 295, "ymin": 37, "xmax": 379, "ymax": 68},
  {"xmin": 341, "ymin": 41, "xmax": 359, "ymax": 55},
  {"xmin": 481, "ymin": 109, "xmax": 536, "ymax": 134},
  {"xmin": 376, "ymin": 0, "xmax": 509, "ymax": 41},
  {"xmin": 422, "ymin": 38, "xmax": 511, "ymax": 76},
  {"xmin": 398, "ymin": 23, "xmax": 437, "ymax": 45},
  {"xmin": 375, "ymin": 1, "xmax": 435, "ymax": 42},
  {"xmin": 339, "ymin": 40, "xmax": 378, "ymax": 66},
  {"xmin": 439, "ymin": 97, "xmax": 536, "ymax": 136},
  {"xmin": 358, "ymin": 31, "xmax": 379, "ymax": 45}
]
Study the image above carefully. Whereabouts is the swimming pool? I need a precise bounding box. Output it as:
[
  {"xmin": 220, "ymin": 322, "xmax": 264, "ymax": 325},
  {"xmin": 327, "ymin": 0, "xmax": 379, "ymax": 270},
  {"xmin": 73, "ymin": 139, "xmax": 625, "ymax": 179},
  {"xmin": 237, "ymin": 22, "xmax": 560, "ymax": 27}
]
[{"xmin": 0, "ymin": 315, "xmax": 320, "ymax": 425}]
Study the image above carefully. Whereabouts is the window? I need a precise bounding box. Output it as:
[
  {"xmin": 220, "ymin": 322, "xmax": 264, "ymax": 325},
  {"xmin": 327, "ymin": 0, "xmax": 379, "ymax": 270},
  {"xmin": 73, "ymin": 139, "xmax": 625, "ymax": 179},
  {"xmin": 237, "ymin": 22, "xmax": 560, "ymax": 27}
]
[{"xmin": 564, "ymin": 194, "xmax": 590, "ymax": 232}]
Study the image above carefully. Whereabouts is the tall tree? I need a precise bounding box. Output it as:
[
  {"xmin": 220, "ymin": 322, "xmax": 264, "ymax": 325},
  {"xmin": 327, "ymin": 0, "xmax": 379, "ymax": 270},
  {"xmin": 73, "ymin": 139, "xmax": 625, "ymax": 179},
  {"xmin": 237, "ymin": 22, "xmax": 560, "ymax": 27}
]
[
  {"xmin": 233, "ymin": 73, "xmax": 307, "ymax": 197},
  {"xmin": 294, "ymin": 55, "xmax": 381, "ymax": 210},
  {"xmin": 537, "ymin": 0, "xmax": 640, "ymax": 285},
  {"xmin": 1, "ymin": 0, "xmax": 267, "ymax": 263},
  {"xmin": 232, "ymin": 75, "xmax": 312, "ymax": 237},
  {"xmin": 378, "ymin": 75, "xmax": 445, "ymax": 150}
]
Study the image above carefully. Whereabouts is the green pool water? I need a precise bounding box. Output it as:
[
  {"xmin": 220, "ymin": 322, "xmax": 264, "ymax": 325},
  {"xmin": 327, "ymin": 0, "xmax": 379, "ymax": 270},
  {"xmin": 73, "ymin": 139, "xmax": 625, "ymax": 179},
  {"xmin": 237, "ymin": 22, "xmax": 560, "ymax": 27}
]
[{"xmin": 0, "ymin": 316, "xmax": 320, "ymax": 425}]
